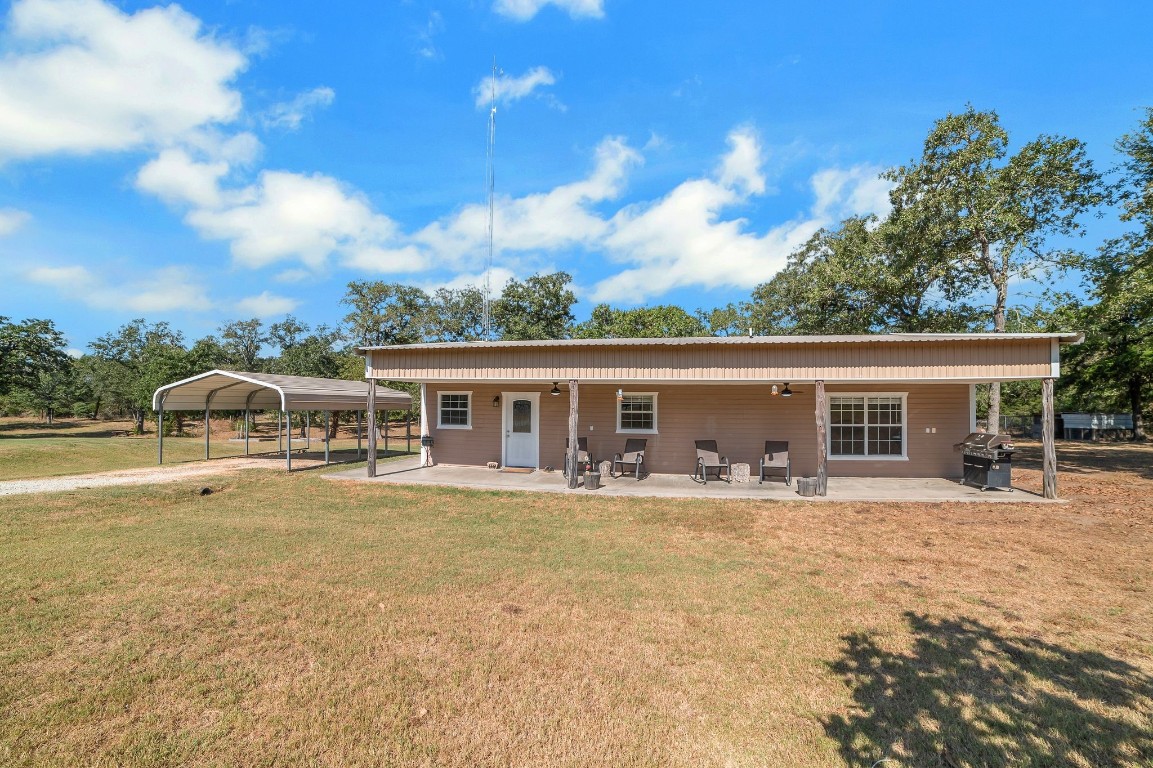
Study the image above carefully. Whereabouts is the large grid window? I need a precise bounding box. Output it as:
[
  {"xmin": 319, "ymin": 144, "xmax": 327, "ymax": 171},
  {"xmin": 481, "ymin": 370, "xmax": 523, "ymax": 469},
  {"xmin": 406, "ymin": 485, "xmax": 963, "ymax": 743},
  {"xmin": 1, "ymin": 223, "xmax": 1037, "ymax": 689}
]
[
  {"xmin": 617, "ymin": 393, "xmax": 658, "ymax": 433},
  {"xmin": 438, "ymin": 391, "xmax": 471, "ymax": 429},
  {"xmin": 829, "ymin": 394, "xmax": 905, "ymax": 458}
]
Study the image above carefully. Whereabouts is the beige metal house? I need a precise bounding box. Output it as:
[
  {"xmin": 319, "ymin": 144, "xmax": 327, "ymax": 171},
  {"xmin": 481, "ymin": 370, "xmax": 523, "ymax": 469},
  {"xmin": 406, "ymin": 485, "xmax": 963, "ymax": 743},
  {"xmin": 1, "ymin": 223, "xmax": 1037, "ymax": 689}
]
[{"xmin": 360, "ymin": 333, "xmax": 1081, "ymax": 498}]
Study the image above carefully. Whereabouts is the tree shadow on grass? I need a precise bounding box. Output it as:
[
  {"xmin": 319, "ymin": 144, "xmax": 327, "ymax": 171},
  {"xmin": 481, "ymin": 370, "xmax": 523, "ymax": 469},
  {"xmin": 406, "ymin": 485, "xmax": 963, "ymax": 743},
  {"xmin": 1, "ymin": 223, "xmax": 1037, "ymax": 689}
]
[{"xmin": 822, "ymin": 612, "xmax": 1153, "ymax": 767}]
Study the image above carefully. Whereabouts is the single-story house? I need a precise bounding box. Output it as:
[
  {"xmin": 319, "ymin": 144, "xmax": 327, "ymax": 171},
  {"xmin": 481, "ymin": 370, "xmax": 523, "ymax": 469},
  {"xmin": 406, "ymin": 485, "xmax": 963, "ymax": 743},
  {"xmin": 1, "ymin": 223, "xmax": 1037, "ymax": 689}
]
[{"xmin": 359, "ymin": 333, "xmax": 1080, "ymax": 498}]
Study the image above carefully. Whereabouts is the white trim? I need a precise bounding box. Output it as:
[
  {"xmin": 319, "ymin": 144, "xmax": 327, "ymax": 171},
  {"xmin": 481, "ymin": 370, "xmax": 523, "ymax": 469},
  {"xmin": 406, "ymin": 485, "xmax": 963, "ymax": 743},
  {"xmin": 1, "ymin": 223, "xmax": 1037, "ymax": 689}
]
[
  {"xmin": 826, "ymin": 392, "xmax": 908, "ymax": 460},
  {"xmin": 1051, "ymin": 338, "xmax": 1061, "ymax": 378},
  {"xmin": 616, "ymin": 391, "xmax": 659, "ymax": 434},
  {"xmin": 969, "ymin": 384, "xmax": 977, "ymax": 434},
  {"xmin": 419, "ymin": 383, "xmax": 430, "ymax": 466},
  {"xmin": 437, "ymin": 390, "xmax": 472, "ymax": 430},
  {"xmin": 501, "ymin": 391, "xmax": 541, "ymax": 468}
]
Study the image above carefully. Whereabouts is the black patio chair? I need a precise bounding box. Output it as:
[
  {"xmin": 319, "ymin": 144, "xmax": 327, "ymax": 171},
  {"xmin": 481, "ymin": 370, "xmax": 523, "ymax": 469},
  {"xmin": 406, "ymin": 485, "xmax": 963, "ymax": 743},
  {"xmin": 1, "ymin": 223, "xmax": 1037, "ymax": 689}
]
[
  {"xmin": 694, "ymin": 439, "xmax": 730, "ymax": 484},
  {"xmin": 562, "ymin": 436, "xmax": 591, "ymax": 477},
  {"xmin": 759, "ymin": 440, "xmax": 791, "ymax": 485},
  {"xmin": 610, "ymin": 438, "xmax": 647, "ymax": 480}
]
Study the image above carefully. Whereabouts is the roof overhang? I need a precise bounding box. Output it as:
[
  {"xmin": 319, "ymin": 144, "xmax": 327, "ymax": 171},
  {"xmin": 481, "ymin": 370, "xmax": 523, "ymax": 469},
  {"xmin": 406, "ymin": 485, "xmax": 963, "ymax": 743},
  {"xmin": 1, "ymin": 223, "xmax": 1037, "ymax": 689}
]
[{"xmin": 153, "ymin": 370, "xmax": 412, "ymax": 412}]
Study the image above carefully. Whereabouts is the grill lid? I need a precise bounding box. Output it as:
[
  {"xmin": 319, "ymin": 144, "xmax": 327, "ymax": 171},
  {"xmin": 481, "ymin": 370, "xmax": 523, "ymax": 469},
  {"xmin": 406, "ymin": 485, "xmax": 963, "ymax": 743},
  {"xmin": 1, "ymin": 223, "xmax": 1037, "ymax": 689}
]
[{"xmin": 956, "ymin": 432, "xmax": 1015, "ymax": 451}]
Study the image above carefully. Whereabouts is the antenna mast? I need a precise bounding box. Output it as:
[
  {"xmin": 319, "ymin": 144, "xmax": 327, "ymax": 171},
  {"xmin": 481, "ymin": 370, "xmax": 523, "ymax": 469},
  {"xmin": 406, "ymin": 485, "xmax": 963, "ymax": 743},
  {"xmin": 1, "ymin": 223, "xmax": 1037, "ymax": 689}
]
[{"xmin": 482, "ymin": 60, "xmax": 498, "ymax": 340}]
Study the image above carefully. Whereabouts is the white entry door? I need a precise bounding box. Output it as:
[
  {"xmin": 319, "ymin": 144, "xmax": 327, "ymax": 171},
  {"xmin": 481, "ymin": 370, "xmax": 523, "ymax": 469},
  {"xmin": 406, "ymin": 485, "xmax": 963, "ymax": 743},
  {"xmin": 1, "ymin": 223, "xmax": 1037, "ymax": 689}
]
[{"xmin": 502, "ymin": 392, "xmax": 540, "ymax": 468}]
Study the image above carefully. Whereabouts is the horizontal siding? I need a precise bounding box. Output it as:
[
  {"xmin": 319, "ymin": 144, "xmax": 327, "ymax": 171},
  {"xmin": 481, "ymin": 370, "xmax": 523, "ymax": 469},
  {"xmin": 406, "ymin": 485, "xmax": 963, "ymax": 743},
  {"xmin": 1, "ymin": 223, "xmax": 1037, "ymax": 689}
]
[
  {"xmin": 427, "ymin": 382, "xmax": 970, "ymax": 479},
  {"xmin": 370, "ymin": 339, "xmax": 1055, "ymax": 383}
]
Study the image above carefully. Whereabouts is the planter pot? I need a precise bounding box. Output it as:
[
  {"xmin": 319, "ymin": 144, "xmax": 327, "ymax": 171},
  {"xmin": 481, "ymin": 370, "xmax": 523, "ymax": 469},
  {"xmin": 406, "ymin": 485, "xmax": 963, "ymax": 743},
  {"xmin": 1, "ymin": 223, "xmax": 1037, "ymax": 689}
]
[
  {"xmin": 585, "ymin": 471, "xmax": 602, "ymax": 490},
  {"xmin": 796, "ymin": 477, "xmax": 819, "ymax": 497}
]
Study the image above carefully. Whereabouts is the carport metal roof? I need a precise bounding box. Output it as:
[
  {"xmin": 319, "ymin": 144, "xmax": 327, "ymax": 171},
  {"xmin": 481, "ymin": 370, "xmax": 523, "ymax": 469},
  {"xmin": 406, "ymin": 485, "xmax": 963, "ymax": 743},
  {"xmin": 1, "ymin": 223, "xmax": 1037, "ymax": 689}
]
[{"xmin": 153, "ymin": 370, "xmax": 412, "ymax": 412}]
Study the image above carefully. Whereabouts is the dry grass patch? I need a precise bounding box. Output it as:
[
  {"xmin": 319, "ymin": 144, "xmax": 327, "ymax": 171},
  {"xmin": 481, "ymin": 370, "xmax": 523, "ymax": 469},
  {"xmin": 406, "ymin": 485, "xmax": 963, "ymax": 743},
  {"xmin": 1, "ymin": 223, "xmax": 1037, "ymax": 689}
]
[{"xmin": 1, "ymin": 442, "xmax": 1151, "ymax": 766}]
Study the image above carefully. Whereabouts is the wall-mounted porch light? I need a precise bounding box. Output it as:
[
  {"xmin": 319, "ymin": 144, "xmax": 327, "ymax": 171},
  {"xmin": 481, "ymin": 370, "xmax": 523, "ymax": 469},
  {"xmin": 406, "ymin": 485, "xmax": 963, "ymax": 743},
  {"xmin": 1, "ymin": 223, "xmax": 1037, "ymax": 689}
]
[
  {"xmin": 616, "ymin": 388, "xmax": 624, "ymax": 402},
  {"xmin": 492, "ymin": 395, "xmax": 501, "ymax": 407}
]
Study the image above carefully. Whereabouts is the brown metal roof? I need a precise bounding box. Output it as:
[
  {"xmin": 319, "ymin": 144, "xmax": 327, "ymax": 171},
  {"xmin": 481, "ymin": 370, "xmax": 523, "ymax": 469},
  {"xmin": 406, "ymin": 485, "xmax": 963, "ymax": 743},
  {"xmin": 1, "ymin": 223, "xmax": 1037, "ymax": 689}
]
[
  {"xmin": 357, "ymin": 332, "xmax": 1084, "ymax": 353},
  {"xmin": 153, "ymin": 370, "xmax": 412, "ymax": 412}
]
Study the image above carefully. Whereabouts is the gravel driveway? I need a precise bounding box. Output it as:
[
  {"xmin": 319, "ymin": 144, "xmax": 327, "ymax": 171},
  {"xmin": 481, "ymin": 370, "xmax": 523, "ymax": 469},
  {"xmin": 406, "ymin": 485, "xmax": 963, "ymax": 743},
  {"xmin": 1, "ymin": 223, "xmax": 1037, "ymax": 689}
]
[{"xmin": 0, "ymin": 457, "xmax": 300, "ymax": 496}]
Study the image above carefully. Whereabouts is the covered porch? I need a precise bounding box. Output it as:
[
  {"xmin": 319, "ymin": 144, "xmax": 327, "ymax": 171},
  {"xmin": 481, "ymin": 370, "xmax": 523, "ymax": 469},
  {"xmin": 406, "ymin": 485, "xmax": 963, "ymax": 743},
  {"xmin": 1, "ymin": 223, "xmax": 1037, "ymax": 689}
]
[{"xmin": 327, "ymin": 456, "xmax": 1054, "ymax": 502}]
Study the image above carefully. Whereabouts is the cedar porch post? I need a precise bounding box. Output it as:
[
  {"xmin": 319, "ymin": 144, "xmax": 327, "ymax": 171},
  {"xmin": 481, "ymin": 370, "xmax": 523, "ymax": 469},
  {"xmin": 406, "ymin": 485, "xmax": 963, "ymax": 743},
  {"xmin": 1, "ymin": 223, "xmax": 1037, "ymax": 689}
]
[
  {"xmin": 1042, "ymin": 377, "xmax": 1057, "ymax": 499},
  {"xmin": 419, "ymin": 383, "xmax": 430, "ymax": 467},
  {"xmin": 815, "ymin": 379, "xmax": 828, "ymax": 496},
  {"xmin": 367, "ymin": 382, "xmax": 377, "ymax": 477},
  {"xmin": 566, "ymin": 380, "xmax": 580, "ymax": 489}
]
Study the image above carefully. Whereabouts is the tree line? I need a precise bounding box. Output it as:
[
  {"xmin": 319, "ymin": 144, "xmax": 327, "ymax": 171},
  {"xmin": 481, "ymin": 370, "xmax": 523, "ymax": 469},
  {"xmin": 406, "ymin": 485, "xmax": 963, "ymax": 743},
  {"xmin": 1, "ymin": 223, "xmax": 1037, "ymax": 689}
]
[{"xmin": 1, "ymin": 105, "xmax": 1150, "ymax": 437}]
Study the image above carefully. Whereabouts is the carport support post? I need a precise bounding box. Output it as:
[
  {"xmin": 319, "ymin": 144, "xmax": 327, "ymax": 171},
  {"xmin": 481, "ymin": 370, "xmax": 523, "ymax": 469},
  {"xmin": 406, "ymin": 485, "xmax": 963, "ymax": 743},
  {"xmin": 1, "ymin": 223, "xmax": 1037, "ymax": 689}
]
[
  {"xmin": 1042, "ymin": 377, "xmax": 1057, "ymax": 499},
  {"xmin": 204, "ymin": 398, "xmax": 211, "ymax": 461},
  {"xmin": 357, "ymin": 410, "xmax": 362, "ymax": 458},
  {"xmin": 815, "ymin": 379, "xmax": 828, "ymax": 496},
  {"xmin": 367, "ymin": 381, "xmax": 378, "ymax": 477},
  {"xmin": 324, "ymin": 411, "xmax": 330, "ymax": 465},
  {"xmin": 157, "ymin": 398, "xmax": 164, "ymax": 465},
  {"xmin": 286, "ymin": 410, "xmax": 292, "ymax": 472},
  {"xmin": 306, "ymin": 412, "xmax": 310, "ymax": 450},
  {"xmin": 566, "ymin": 380, "xmax": 580, "ymax": 489},
  {"xmin": 278, "ymin": 410, "xmax": 283, "ymax": 453}
]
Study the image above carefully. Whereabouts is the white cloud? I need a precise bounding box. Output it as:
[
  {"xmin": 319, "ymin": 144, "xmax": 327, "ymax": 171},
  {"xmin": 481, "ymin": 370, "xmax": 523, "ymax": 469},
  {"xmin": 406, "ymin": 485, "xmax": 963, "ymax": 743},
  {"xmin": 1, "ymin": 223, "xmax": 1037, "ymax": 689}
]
[
  {"xmin": 262, "ymin": 87, "xmax": 335, "ymax": 131},
  {"xmin": 811, "ymin": 165, "xmax": 892, "ymax": 220},
  {"xmin": 0, "ymin": 208, "xmax": 31, "ymax": 235},
  {"xmin": 0, "ymin": 0, "xmax": 246, "ymax": 160},
  {"xmin": 492, "ymin": 0, "xmax": 604, "ymax": 21},
  {"xmin": 474, "ymin": 66, "xmax": 557, "ymax": 109},
  {"xmin": 586, "ymin": 131, "xmax": 890, "ymax": 304},
  {"xmin": 25, "ymin": 264, "xmax": 213, "ymax": 312},
  {"xmin": 235, "ymin": 291, "xmax": 298, "ymax": 317},
  {"xmin": 414, "ymin": 11, "xmax": 444, "ymax": 60},
  {"xmin": 137, "ymin": 149, "xmax": 230, "ymax": 209},
  {"xmin": 414, "ymin": 136, "xmax": 640, "ymax": 265}
]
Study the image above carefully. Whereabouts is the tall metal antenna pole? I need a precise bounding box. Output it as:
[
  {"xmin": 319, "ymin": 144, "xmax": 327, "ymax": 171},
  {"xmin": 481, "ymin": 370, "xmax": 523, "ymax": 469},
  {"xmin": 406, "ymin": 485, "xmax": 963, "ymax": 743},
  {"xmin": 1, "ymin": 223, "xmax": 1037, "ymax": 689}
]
[{"xmin": 482, "ymin": 60, "xmax": 498, "ymax": 340}]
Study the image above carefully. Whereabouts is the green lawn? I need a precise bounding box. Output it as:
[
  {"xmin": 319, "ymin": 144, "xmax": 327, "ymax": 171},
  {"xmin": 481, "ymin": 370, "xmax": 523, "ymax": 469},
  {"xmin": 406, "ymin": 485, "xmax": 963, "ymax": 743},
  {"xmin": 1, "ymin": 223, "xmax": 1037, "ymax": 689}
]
[
  {"xmin": 0, "ymin": 418, "xmax": 411, "ymax": 480},
  {"xmin": 1, "ymin": 455, "xmax": 1150, "ymax": 766}
]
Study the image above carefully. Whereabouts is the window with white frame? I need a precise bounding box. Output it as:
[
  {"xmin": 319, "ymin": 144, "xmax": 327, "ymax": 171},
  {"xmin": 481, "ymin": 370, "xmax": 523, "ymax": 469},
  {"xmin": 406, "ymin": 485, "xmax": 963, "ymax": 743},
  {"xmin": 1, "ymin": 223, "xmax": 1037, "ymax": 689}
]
[
  {"xmin": 828, "ymin": 394, "xmax": 906, "ymax": 458},
  {"xmin": 437, "ymin": 391, "xmax": 472, "ymax": 429},
  {"xmin": 617, "ymin": 392, "xmax": 658, "ymax": 433}
]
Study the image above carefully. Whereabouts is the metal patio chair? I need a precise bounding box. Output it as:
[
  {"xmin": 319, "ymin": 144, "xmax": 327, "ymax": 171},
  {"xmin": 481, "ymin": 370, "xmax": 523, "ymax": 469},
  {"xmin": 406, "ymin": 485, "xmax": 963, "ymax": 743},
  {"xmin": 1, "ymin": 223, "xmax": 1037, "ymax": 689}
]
[
  {"xmin": 694, "ymin": 440, "xmax": 731, "ymax": 484},
  {"xmin": 610, "ymin": 438, "xmax": 647, "ymax": 480},
  {"xmin": 562, "ymin": 436, "xmax": 591, "ymax": 477},
  {"xmin": 759, "ymin": 440, "xmax": 791, "ymax": 485}
]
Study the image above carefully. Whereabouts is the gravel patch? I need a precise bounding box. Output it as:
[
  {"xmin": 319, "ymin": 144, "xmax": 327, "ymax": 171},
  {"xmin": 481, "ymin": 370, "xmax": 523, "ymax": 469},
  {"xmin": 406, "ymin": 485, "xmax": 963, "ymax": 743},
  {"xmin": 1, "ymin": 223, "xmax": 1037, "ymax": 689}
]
[{"xmin": 0, "ymin": 457, "xmax": 312, "ymax": 496}]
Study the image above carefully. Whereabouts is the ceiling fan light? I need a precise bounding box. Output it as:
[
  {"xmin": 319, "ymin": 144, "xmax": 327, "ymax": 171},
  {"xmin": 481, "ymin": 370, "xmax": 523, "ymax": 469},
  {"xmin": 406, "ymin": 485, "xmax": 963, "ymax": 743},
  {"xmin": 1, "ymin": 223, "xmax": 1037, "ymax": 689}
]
[{"xmin": 550, "ymin": 382, "xmax": 561, "ymax": 396}]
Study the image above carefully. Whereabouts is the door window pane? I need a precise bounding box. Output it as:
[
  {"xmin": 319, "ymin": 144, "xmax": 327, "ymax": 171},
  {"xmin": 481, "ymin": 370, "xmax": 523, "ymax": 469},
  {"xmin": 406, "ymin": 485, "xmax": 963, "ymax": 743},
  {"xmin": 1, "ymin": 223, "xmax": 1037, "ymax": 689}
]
[{"xmin": 512, "ymin": 399, "xmax": 532, "ymax": 433}]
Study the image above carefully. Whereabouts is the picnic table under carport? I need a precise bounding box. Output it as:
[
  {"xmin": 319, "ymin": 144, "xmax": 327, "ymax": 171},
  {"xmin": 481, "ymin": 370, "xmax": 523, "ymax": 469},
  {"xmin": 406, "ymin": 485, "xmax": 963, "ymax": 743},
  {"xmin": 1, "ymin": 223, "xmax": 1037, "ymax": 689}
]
[{"xmin": 152, "ymin": 370, "xmax": 412, "ymax": 471}]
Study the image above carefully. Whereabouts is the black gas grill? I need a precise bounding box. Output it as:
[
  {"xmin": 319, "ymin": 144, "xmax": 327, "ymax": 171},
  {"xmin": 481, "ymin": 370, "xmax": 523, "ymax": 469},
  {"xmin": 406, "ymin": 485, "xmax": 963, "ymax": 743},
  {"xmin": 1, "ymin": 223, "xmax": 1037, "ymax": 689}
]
[{"xmin": 956, "ymin": 433, "xmax": 1016, "ymax": 491}]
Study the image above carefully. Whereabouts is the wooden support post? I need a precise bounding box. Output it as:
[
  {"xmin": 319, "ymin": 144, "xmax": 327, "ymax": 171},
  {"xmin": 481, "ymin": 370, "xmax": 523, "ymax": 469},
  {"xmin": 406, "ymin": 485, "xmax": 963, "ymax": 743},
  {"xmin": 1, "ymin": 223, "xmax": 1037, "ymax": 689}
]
[
  {"xmin": 1042, "ymin": 377, "xmax": 1057, "ymax": 499},
  {"xmin": 367, "ymin": 382, "xmax": 378, "ymax": 477},
  {"xmin": 566, "ymin": 380, "xmax": 580, "ymax": 489},
  {"xmin": 815, "ymin": 379, "xmax": 828, "ymax": 496}
]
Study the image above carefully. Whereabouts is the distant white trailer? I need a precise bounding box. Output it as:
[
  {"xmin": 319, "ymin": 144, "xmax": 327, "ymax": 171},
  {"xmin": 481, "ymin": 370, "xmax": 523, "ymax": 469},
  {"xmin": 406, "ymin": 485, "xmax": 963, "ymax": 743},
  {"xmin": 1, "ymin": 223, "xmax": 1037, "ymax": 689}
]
[{"xmin": 1060, "ymin": 412, "xmax": 1134, "ymax": 440}]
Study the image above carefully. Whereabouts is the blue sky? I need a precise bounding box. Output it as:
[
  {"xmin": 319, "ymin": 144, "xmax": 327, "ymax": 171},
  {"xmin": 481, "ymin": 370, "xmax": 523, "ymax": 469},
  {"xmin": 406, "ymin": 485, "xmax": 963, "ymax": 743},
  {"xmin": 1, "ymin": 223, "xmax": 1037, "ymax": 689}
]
[{"xmin": 0, "ymin": 0, "xmax": 1150, "ymax": 352}]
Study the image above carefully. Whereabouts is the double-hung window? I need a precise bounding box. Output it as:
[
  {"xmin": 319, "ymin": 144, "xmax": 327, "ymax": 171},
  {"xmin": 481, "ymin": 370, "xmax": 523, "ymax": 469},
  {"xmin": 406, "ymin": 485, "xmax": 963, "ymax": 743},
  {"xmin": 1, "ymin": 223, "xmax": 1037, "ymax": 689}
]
[
  {"xmin": 438, "ymin": 391, "xmax": 471, "ymax": 429},
  {"xmin": 617, "ymin": 392, "xmax": 658, "ymax": 433},
  {"xmin": 828, "ymin": 394, "xmax": 906, "ymax": 458}
]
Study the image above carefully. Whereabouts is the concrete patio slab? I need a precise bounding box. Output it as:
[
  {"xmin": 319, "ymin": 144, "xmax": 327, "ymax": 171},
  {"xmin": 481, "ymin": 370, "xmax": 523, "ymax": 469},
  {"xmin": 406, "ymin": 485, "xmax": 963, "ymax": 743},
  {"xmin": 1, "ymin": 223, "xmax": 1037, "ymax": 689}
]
[{"xmin": 324, "ymin": 457, "xmax": 1056, "ymax": 502}]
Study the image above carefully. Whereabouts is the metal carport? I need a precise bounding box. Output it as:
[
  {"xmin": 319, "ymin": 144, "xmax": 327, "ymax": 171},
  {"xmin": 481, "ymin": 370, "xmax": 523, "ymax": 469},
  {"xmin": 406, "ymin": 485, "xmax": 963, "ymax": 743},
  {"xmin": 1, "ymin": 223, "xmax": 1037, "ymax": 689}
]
[{"xmin": 152, "ymin": 370, "xmax": 412, "ymax": 471}]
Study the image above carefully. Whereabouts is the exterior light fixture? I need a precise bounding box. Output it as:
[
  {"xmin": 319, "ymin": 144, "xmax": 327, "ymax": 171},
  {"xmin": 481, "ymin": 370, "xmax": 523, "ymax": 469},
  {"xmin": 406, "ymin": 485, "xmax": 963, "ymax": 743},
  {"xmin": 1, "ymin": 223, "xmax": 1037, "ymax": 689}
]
[
  {"xmin": 616, "ymin": 388, "xmax": 624, "ymax": 402},
  {"xmin": 492, "ymin": 395, "xmax": 501, "ymax": 407},
  {"xmin": 770, "ymin": 385, "xmax": 779, "ymax": 396},
  {"xmin": 550, "ymin": 382, "xmax": 561, "ymax": 396},
  {"xmin": 781, "ymin": 383, "xmax": 793, "ymax": 398}
]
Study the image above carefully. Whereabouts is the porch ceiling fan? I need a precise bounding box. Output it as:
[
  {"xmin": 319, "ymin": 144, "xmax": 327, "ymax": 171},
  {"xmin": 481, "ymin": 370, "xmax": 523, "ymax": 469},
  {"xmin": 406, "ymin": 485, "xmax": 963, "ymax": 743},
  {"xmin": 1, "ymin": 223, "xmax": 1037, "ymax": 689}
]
[{"xmin": 770, "ymin": 382, "xmax": 803, "ymax": 397}]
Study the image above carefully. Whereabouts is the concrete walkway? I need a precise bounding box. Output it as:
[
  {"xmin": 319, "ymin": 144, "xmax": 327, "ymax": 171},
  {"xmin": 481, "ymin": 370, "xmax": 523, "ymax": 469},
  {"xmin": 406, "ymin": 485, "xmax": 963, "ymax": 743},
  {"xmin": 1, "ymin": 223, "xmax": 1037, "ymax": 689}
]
[{"xmin": 325, "ymin": 457, "xmax": 1054, "ymax": 503}]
